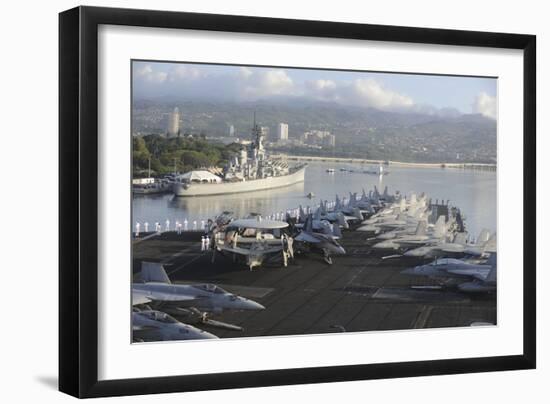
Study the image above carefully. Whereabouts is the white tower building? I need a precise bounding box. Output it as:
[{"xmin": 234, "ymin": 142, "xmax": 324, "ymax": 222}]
[
  {"xmin": 277, "ymin": 123, "xmax": 289, "ymax": 142},
  {"xmin": 167, "ymin": 107, "xmax": 180, "ymax": 137}
]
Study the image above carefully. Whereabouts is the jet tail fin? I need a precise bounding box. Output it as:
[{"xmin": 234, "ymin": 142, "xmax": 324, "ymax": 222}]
[
  {"xmin": 453, "ymin": 232, "xmax": 467, "ymax": 245},
  {"xmin": 299, "ymin": 205, "xmax": 306, "ymax": 221},
  {"xmin": 313, "ymin": 206, "xmax": 322, "ymax": 221},
  {"xmin": 483, "ymin": 233, "xmax": 497, "ymax": 252},
  {"xmin": 433, "ymin": 215, "xmax": 446, "ymax": 238},
  {"xmin": 476, "ymin": 229, "xmax": 491, "ymax": 246},
  {"xmin": 141, "ymin": 262, "xmax": 171, "ymax": 284},
  {"xmin": 415, "ymin": 220, "xmax": 427, "ymax": 236},
  {"xmin": 305, "ymin": 214, "xmax": 313, "ymax": 233}
]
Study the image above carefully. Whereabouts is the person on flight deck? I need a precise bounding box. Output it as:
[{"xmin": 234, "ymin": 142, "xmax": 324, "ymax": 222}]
[{"xmin": 135, "ymin": 222, "xmax": 140, "ymax": 237}]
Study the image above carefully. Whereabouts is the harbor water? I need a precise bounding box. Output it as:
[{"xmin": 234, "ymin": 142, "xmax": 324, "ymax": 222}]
[{"xmin": 132, "ymin": 161, "xmax": 496, "ymax": 237}]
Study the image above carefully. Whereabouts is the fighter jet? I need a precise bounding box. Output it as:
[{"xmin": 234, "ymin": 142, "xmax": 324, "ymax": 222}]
[
  {"xmin": 372, "ymin": 216, "xmax": 450, "ymax": 250},
  {"xmin": 311, "ymin": 202, "xmax": 350, "ymax": 229},
  {"xmin": 358, "ymin": 194, "xmax": 428, "ymax": 232},
  {"xmin": 294, "ymin": 214, "xmax": 346, "ymax": 264},
  {"xmin": 403, "ymin": 229, "xmax": 494, "ymax": 259},
  {"xmin": 401, "ymin": 254, "xmax": 496, "ymax": 293},
  {"xmin": 132, "ymin": 262, "xmax": 266, "ymax": 313},
  {"xmin": 295, "ymin": 214, "xmax": 343, "ymax": 238},
  {"xmin": 332, "ymin": 195, "xmax": 363, "ymax": 221},
  {"xmin": 347, "ymin": 191, "xmax": 375, "ymax": 215},
  {"xmin": 212, "ymin": 217, "xmax": 294, "ymax": 270},
  {"xmin": 132, "ymin": 309, "xmax": 218, "ymax": 342}
]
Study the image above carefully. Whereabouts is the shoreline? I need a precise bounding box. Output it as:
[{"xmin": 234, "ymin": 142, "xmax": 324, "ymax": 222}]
[{"xmin": 270, "ymin": 154, "xmax": 496, "ymax": 170}]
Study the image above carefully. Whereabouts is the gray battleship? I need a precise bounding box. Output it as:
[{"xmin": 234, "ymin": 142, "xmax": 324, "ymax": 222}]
[{"xmin": 173, "ymin": 118, "xmax": 307, "ymax": 197}]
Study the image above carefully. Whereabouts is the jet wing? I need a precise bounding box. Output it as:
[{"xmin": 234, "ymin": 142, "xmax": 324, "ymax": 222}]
[
  {"xmin": 446, "ymin": 268, "xmax": 491, "ymax": 279},
  {"xmin": 145, "ymin": 291, "xmax": 198, "ymax": 303},
  {"xmin": 132, "ymin": 324, "xmax": 158, "ymax": 331},
  {"xmin": 295, "ymin": 232, "xmax": 321, "ymax": 243},
  {"xmin": 438, "ymin": 244, "xmax": 465, "ymax": 253},
  {"xmin": 220, "ymin": 245, "xmax": 282, "ymax": 255},
  {"xmin": 219, "ymin": 245, "xmax": 254, "ymax": 255},
  {"xmin": 132, "ymin": 290, "xmax": 152, "ymax": 306}
]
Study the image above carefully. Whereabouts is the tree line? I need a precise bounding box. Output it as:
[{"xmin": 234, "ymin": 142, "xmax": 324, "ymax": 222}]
[{"xmin": 133, "ymin": 134, "xmax": 242, "ymax": 177}]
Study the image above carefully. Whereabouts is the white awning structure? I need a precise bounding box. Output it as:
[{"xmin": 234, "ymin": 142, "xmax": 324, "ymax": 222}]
[
  {"xmin": 228, "ymin": 218, "xmax": 289, "ymax": 229},
  {"xmin": 181, "ymin": 170, "xmax": 222, "ymax": 183}
]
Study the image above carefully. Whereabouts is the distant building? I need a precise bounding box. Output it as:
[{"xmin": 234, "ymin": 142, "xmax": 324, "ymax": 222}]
[
  {"xmin": 228, "ymin": 124, "xmax": 235, "ymax": 137},
  {"xmin": 323, "ymin": 134, "xmax": 336, "ymax": 147},
  {"xmin": 167, "ymin": 107, "xmax": 180, "ymax": 137},
  {"xmin": 301, "ymin": 130, "xmax": 334, "ymax": 147},
  {"xmin": 260, "ymin": 126, "xmax": 270, "ymax": 139},
  {"xmin": 276, "ymin": 123, "xmax": 289, "ymax": 142}
]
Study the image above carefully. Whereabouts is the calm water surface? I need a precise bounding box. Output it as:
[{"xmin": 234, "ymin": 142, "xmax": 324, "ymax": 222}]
[{"xmin": 132, "ymin": 161, "xmax": 496, "ymax": 236}]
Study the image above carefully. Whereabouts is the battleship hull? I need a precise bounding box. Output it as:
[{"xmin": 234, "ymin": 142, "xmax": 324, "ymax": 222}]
[{"xmin": 173, "ymin": 166, "xmax": 306, "ymax": 197}]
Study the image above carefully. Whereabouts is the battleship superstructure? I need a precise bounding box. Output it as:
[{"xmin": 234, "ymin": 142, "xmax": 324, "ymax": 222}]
[{"xmin": 173, "ymin": 117, "xmax": 307, "ymax": 197}]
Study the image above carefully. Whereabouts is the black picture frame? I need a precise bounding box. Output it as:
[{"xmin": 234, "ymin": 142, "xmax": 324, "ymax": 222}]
[{"xmin": 59, "ymin": 5, "xmax": 536, "ymax": 398}]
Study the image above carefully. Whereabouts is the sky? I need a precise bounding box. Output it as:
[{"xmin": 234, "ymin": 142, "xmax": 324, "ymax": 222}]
[{"xmin": 132, "ymin": 61, "xmax": 497, "ymax": 119}]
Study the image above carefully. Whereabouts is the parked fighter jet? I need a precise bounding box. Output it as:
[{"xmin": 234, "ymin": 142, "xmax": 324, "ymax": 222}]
[
  {"xmin": 132, "ymin": 262, "xmax": 265, "ymax": 312},
  {"xmin": 132, "ymin": 309, "xmax": 218, "ymax": 342},
  {"xmin": 372, "ymin": 216, "xmax": 450, "ymax": 250},
  {"xmin": 333, "ymin": 195, "xmax": 363, "ymax": 221},
  {"xmin": 401, "ymin": 254, "xmax": 496, "ymax": 293},
  {"xmin": 211, "ymin": 217, "xmax": 294, "ymax": 270},
  {"xmin": 294, "ymin": 214, "xmax": 346, "ymax": 264},
  {"xmin": 295, "ymin": 215, "xmax": 343, "ymax": 239},
  {"xmin": 315, "ymin": 201, "xmax": 350, "ymax": 229},
  {"xmin": 347, "ymin": 191, "xmax": 375, "ymax": 215},
  {"xmin": 456, "ymin": 254, "xmax": 497, "ymax": 293},
  {"xmin": 403, "ymin": 229, "xmax": 493, "ymax": 258}
]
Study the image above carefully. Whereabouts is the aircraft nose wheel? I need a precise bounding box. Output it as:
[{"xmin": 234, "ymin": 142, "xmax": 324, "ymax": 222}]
[{"xmin": 323, "ymin": 249, "xmax": 333, "ymax": 265}]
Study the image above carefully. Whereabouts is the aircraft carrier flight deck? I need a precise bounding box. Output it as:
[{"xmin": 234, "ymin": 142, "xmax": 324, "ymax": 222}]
[{"xmin": 132, "ymin": 229, "xmax": 496, "ymax": 339}]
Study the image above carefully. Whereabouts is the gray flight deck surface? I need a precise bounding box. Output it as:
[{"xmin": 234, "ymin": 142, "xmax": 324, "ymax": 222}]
[{"xmin": 133, "ymin": 230, "xmax": 496, "ymax": 339}]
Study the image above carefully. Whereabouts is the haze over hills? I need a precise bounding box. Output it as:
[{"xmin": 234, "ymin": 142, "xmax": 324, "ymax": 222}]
[{"xmin": 132, "ymin": 98, "xmax": 496, "ymax": 164}]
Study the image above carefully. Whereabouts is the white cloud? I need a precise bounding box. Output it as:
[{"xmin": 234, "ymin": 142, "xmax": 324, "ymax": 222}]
[
  {"xmin": 133, "ymin": 64, "xmax": 167, "ymax": 83},
  {"xmin": 304, "ymin": 77, "xmax": 414, "ymax": 112},
  {"xmin": 473, "ymin": 92, "xmax": 497, "ymax": 119},
  {"xmin": 242, "ymin": 69, "xmax": 295, "ymax": 98},
  {"xmin": 350, "ymin": 78, "xmax": 414, "ymax": 110},
  {"xmin": 168, "ymin": 65, "xmax": 206, "ymax": 82},
  {"xmin": 133, "ymin": 64, "xmax": 436, "ymax": 114},
  {"xmin": 238, "ymin": 67, "xmax": 253, "ymax": 79}
]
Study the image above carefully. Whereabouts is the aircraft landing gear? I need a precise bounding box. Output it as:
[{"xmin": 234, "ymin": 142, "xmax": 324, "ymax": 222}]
[{"xmin": 323, "ymin": 249, "xmax": 333, "ymax": 265}]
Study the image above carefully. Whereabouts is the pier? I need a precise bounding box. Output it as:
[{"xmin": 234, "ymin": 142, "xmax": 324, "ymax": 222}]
[{"xmin": 270, "ymin": 154, "xmax": 497, "ymax": 171}]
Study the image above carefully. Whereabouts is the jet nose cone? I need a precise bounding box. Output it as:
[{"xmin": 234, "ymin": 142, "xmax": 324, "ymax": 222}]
[
  {"xmin": 250, "ymin": 300, "xmax": 266, "ymax": 310},
  {"xmin": 194, "ymin": 330, "xmax": 219, "ymax": 340},
  {"xmin": 239, "ymin": 298, "xmax": 265, "ymax": 311}
]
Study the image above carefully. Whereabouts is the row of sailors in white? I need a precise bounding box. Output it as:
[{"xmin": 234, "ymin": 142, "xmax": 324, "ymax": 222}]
[
  {"xmin": 133, "ymin": 198, "xmax": 340, "ymax": 237},
  {"xmin": 133, "ymin": 201, "xmax": 336, "ymax": 237},
  {"xmin": 134, "ymin": 219, "xmax": 208, "ymax": 236}
]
